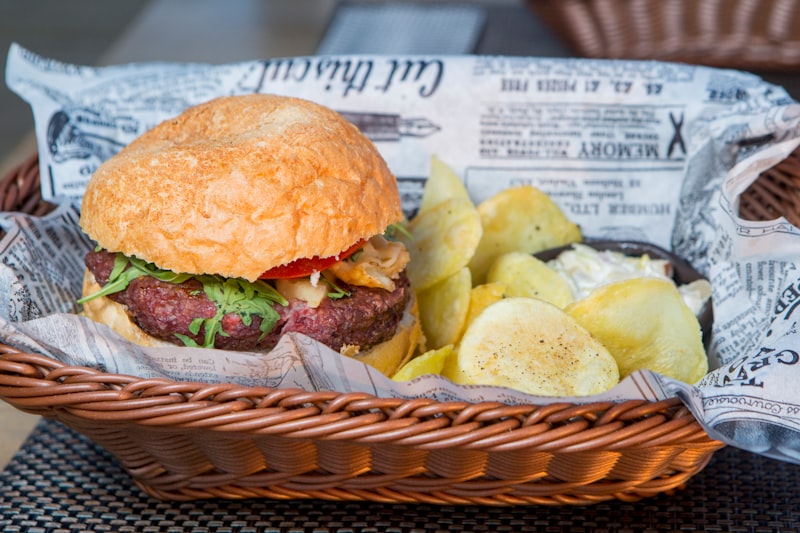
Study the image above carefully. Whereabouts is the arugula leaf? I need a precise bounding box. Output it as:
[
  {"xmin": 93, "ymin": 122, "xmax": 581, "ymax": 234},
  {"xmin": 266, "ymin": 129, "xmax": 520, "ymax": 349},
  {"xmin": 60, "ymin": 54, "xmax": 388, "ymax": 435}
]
[
  {"xmin": 188, "ymin": 317, "xmax": 205, "ymax": 335},
  {"xmin": 322, "ymin": 276, "xmax": 350, "ymax": 299},
  {"xmin": 190, "ymin": 276, "xmax": 283, "ymax": 348},
  {"xmin": 77, "ymin": 254, "xmax": 147, "ymax": 304},
  {"xmin": 173, "ymin": 333, "xmax": 200, "ymax": 348},
  {"xmin": 128, "ymin": 256, "xmax": 194, "ymax": 284},
  {"xmin": 78, "ymin": 251, "xmax": 288, "ymax": 349},
  {"xmin": 78, "ymin": 254, "xmax": 194, "ymax": 304},
  {"xmin": 384, "ymin": 222, "xmax": 412, "ymax": 242}
]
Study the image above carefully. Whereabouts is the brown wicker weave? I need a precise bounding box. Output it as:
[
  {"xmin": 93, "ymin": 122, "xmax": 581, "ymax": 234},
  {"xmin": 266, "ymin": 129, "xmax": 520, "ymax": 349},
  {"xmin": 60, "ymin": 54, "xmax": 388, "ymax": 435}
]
[
  {"xmin": 528, "ymin": 0, "xmax": 800, "ymax": 71},
  {"xmin": 0, "ymin": 153, "xmax": 749, "ymax": 505},
  {"xmin": 0, "ymin": 350, "xmax": 722, "ymax": 504},
  {"xmin": 740, "ymin": 147, "xmax": 800, "ymax": 226},
  {"xmin": 0, "ymin": 154, "xmax": 56, "ymax": 217}
]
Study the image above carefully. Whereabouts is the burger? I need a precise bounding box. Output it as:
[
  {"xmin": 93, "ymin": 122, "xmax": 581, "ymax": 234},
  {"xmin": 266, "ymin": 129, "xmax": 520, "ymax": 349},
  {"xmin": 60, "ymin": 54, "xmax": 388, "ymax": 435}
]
[{"xmin": 77, "ymin": 94, "xmax": 423, "ymax": 376}]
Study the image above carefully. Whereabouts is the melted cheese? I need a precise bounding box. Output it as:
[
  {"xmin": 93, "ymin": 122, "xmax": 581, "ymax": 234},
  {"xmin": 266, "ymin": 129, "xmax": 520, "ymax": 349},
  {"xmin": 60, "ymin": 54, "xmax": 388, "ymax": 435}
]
[{"xmin": 275, "ymin": 277, "xmax": 328, "ymax": 308}]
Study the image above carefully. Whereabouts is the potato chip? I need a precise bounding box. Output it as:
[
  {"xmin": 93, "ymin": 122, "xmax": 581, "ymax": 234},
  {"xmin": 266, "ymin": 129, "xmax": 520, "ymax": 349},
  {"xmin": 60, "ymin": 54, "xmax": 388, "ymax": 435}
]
[
  {"xmin": 566, "ymin": 277, "xmax": 708, "ymax": 384},
  {"xmin": 417, "ymin": 267, "xmax": 472, "ymax": 349},
  {"xmin": 403, "ymin": 198, "xmax": 482, "ymax": 291},
  {"xmin": 486, "ymin": 252, "xmax": 574, "ymax": 308},
  {"xmin": 440, "ymin": 344, "xmax": 462, "ymax": 380},
  {"xmin": 420, "ymin": 155, "xmax": 472, "ymax": 213},
  {"xmin": 392, "ymin": 344, "xmax": 455, "ymax": 381},
  {"xmin": 468, "ymin": 185, "xmax": 582, "ymax": 285},
  {"xmin": 446, "ymin": 297, "xmax": 619, "ymax": 396},
  {"xmin": 465, "ymin": 281, "xmax": 506, "ymax": 328}
]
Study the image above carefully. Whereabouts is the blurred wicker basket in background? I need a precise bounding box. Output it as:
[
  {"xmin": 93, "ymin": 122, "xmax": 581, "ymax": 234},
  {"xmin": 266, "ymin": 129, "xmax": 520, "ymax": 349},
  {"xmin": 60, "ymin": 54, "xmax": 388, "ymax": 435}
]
[
  {"xmin": 0, "ymin": 146, "xmax": 797, "ymax": 505},
  {"xmin": 528, "ymin": 0, "xmax": 800, "ymax": 70}
]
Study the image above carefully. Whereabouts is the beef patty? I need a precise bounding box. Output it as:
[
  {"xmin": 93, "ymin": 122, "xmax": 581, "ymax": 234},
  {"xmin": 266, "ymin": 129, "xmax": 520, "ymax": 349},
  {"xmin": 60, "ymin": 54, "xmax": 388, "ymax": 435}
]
[{"xmin": 85, "ymin": 250, "xmax": 412, "ymax": 352}]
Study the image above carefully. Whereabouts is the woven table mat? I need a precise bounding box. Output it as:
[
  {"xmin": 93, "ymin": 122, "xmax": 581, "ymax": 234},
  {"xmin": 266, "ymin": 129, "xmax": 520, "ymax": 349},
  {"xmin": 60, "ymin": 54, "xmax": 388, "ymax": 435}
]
[{"xmin": 0, "ymin": 420, "xmax": 798, "ymax": 533}]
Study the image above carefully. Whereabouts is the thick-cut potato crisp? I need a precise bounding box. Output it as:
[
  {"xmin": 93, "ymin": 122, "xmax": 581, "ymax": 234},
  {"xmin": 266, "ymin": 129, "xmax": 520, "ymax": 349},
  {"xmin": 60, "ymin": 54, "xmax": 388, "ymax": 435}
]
[
  {"xmin": 419, "ymin": 155, "xmax": 473, "ymax": 212},
  {"xmin": 392, "ymin": 344, "xmax": 454, "ymax": 382},
  {"xmin": 566, "ymin": 277, "xmax": 708, "ymax": 384},
  {"xmin": 465, "ymin": 281, "xmax": 506, "ymax": 329},
  {"xmin": 486, "ymin": 252, "xmax": 574, "ymax": 308},
  {"xmin": 403, "ymin": 198, "xmax": 482, "ymax": 292},
  {"xmin": 445, "ymin": 297, "xmax": 620, "ymax": 396},
  {"xmin": 417, "ymin": 267, "xmax": 471, "ymax": 349},
  {"xmin": 468, "ymin": 185, "xmax": 582, "ymax": 285}
]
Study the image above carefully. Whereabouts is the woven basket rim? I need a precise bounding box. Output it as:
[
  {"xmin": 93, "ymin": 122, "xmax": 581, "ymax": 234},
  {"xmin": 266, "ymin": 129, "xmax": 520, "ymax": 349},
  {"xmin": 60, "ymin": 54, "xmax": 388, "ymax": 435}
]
[{"xmin": 0, "ymin": 344, "xmax": 725, "ymax": 505}]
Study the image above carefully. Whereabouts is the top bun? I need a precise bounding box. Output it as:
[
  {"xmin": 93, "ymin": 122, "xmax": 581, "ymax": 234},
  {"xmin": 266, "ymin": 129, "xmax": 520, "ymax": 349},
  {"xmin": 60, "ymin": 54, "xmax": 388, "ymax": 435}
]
[{"xmin": 80, "ymin": 94, "xmax": 403, "ymax": 281}]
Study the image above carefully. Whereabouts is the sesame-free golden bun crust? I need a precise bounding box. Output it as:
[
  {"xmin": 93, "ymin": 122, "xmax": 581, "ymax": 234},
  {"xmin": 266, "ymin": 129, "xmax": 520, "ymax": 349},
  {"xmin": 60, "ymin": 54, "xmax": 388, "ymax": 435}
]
[{"xmin": 80, "ymin": 94, "xmax": 403, "ymax": 281}]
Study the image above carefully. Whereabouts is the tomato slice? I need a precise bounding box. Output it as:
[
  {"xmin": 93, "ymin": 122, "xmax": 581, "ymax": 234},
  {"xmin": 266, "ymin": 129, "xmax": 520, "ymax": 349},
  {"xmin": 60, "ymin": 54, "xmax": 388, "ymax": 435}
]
[{"xmin": 259, "ymin": 240, "xmax": 365, "ymax": 279}]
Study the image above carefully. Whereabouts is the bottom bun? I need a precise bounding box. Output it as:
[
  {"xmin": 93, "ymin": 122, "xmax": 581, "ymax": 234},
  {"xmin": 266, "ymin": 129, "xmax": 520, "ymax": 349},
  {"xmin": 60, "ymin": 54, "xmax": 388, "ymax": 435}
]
[
  {"xmin": 342, "ymin": 294, "xmax": 425, "ymax": 376},
  {"xmin": 81, "ymin": 271, "xmax": 425, "ymax": 376},
  {"xmin": 81, "ymin": 271, "xmax": 176, "ymax": 348}
]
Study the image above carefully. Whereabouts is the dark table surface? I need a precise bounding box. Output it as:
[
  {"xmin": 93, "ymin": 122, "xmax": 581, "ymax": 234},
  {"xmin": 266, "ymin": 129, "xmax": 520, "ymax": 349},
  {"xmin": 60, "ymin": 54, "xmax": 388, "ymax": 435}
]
[{"xmin": 1, "ymin": 418, "xmax": 799, "ymax": 533}]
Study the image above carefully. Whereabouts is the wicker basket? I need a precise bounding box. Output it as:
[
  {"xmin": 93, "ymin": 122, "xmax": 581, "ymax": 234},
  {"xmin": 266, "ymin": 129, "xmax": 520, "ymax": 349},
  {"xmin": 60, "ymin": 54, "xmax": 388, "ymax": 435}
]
[
  {"xmin": 7, "ymin": 149, "xmax": 797, "ymax": 505},
  {"xmin": 528, "ymin": 0, "xmax": 800, "ymax": 71}
]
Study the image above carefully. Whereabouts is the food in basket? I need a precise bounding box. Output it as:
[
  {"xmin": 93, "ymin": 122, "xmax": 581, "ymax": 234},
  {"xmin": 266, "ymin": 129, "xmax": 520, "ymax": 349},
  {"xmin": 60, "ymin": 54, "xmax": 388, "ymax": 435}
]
[
  {"xmin": 419, "ymin": 155, "xmax": 473, "ymax": 212},
  {"xmin": 465, "ymin": 281, "xmax": 506, "ymax": 327},
  {"xmin": 403, "ymin": 197, "xmax": 482, "ymax": 292},
  {"xmin": 394, "ymin": 158, "xmax": 711, "ymax": 393},
  {"xmin": 486, "ymin": 251, "xmax": 574, "ymax": 308},
  {"xmin": 415, "ymin": 266, "xmax": 471, "ymax": 349},
  {"xmin": 77, "ymin": 94, "xmax": 423, "ymax": 376},
  {"xmin": 545, "ymin": 242, "xmax": 712, "ymax": 318},
  {"xmin": 391, "ymin": 343, "xmax": 453, "ymax": 382},
  {"xmin": 447, "ymin": 297, "xmax": 619, "ymax": 396},
  {"xmin": 468, "ymin": 184, "xmax": 583, "ymax": 285},
  {"xmin": 566, "ymin": 277, "xmax": 708, "ymax": 383}
]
